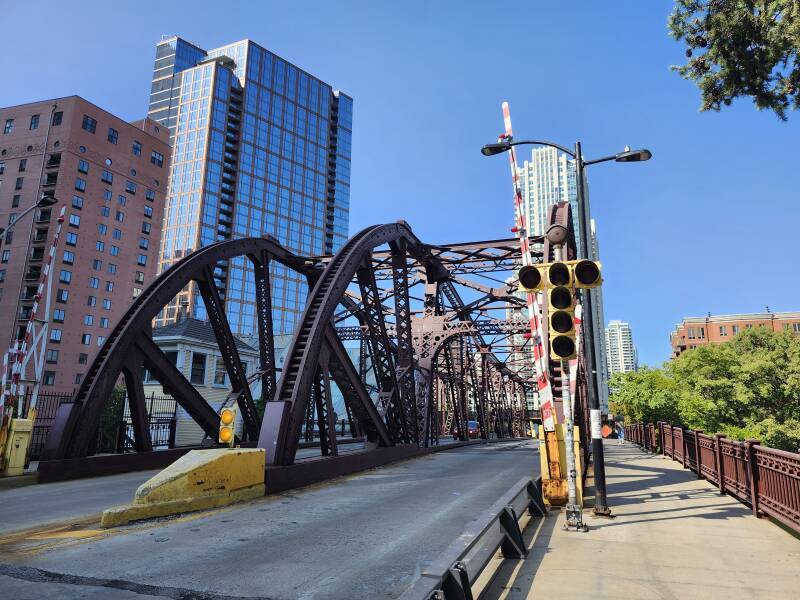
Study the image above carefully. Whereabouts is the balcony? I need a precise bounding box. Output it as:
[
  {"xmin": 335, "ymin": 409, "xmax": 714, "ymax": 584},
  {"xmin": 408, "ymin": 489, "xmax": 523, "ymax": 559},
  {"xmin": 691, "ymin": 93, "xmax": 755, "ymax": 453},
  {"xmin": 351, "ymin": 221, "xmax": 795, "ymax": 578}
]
[
  {"xmin": 45, "ymin": 153, "xmax": 62, "ymax": 169},
  {"xmin": 42, "ymin": 173, "xmax": 58, "ymax": 188}
]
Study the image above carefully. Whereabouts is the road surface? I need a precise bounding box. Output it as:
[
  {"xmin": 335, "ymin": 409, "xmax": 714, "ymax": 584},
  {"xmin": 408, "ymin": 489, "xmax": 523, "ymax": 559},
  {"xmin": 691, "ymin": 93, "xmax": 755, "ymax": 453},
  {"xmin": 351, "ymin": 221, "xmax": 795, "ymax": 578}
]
[{"xmin": 0, "ymin": 439, "xmax": 538, "ymax": 599}]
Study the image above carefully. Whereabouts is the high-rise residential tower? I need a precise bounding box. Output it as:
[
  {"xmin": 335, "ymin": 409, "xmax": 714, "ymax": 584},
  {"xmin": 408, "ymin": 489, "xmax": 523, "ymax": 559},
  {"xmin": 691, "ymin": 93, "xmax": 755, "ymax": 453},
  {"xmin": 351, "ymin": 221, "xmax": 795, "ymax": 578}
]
[
  {"xmin": 589, "ymin": 219, "xmax": 610, "ymax": 412},
  {"xmin": 518, "ymin": 146, "xmax": 580, "ymax": 256},
  {"xmin": 0, "ymin": 97, "xmax": 170, "ymax": 394},
  {"xmin": 605, "ymin": 320, "xmax": 638, "ymax": 375},
  {"xmin": 147, "ymin": 36, "xmax": 352, "ymax": 336}
]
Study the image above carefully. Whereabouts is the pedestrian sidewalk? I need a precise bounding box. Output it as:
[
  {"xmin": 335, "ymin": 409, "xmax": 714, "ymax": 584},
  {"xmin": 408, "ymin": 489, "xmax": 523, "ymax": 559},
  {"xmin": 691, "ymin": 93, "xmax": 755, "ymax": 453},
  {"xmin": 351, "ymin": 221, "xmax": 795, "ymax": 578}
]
[{"xmin": 483, "ymin": 440, "xmax": 800, "ymax": 600}]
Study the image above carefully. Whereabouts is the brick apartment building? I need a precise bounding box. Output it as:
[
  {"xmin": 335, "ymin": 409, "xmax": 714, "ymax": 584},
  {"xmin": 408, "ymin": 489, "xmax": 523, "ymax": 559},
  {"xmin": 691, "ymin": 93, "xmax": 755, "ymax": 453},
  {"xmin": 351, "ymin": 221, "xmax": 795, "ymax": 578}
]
[
  {"xmin": 670, "ymin": 312, "xmax": 800, "ymax": 358},
  {"xmin": 0, "ymin": 97, "xmax": 170, "ymax": 394}
]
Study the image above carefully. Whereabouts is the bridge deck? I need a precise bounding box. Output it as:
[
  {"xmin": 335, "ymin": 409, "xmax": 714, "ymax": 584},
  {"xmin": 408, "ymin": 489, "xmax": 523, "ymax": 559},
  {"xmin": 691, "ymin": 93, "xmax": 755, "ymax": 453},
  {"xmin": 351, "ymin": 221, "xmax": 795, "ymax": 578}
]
[
  {"xmin": 0, "ymin": 439, "xmax": 537, "ymax": 599},
  {"xmin": 484, "ymin": 440, "xmax": 800, "ymax": 600}
]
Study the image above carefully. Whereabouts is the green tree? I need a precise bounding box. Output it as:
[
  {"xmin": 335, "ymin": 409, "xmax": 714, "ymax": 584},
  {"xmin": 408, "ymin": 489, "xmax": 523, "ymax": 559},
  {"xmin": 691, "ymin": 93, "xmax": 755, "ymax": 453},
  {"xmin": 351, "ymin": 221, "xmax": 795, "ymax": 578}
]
[
  {"xmin": 610, "ymin": 327, "xmax": 800, "ymax": 451},
  {"xmin": 669, "ymin": 0, "xmax": 800, "ymax": 120}
]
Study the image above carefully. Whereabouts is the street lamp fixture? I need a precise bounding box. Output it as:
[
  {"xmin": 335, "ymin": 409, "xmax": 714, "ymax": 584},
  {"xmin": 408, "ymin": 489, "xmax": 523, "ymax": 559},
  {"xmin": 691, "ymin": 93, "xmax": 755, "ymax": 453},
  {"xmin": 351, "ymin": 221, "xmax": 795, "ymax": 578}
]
[
  {"xmin": 0, "ymin": 195, "xmax": 59, "ymax": 238},
  {"xmin": 614, "ymin": 148, "xmax": 651, "ymax": 163}
]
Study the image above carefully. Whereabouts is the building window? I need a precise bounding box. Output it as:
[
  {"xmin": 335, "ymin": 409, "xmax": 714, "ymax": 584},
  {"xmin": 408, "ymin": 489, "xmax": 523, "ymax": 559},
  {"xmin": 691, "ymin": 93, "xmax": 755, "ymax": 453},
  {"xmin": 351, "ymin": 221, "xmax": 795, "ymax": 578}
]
[
  {"xmin": 46, "ymin": 349, "xmax": 59, "ymax": 364},
  {"xmin": 52, "ymin": 309, "xmax": 65, "ymax": 322},
  {"xmin": 132, "ymin": 140, "xmax": 142, "ymax": 156},
  {"xmin": 84, "ymin": 314, "xmax": 94, "ymax": 326},
  {"xmin": 79, "ymin": 353, "xmax": 88, "ymax": 364},
  {"xmin": 103, "ymin": 298, "xmax": 111, "ymax": 309},
  {"xmin": 82, "ymin": 115, "xmax": 97, "ymax": 133},
  {"xmin": 1, "ymin": 250, "xmax": 9, "ymax": 263},
  {"xmin": 115, "ymin": 211, "xmax": 125, "ymax": 222},
  {"xmin": 75, "ymin": 374, "xmax": 83, "ymax": 384},
  {"xmin": 104, "ymin": 189, "xmax": 113, "ymax": 201},
  {"xmin": 214, "ymin": 357, "xmax": 227, "ymax": 385},
  {"xmin": 112, "ymin": 228, "xmax": 122, "ymax": 240},
  {"xmin": 62, "ymin": 250, "xmax": 75, "ymax": 264},
  {"xmin": 75, "ymin": 177, "xmax": 86, "ymax": 192},
  {"xmin": 88, "ymin": 295, "xmax": 96, "ymax": 307},
  {"xmin": 28, "ymin": 114, "xmax": 40, "ymax": 130},
  {"xmin": 732, "ymin": 325, "xmax": 740, "ymax": 334},
  {"xmin": 137, "ymin": 254, "xmax": 147, "ymax": 266},
  {"xmin": 110, "ymin": 245, "xmax": 119, "ymax": 256},
  {"xmin": 0, "ymin": 269, "xmax": 5, "ymax": 282},
  {"xmin": 78, "ymin": 159, "xmax": 89, "ymax": 174},
  {"xmin": 43, "ymin": 371, "xmax": 55, "ymax": 386},
  {"xmin": 134, "ymin": 271, "xmax": 145, "ymax": 284},
  {"xmin": 145, "ymin": 189, "xmax": 155, "ymax": 202},
  {"xmin": 98, "ymin": 224, "xmax": 108, "ymax": 235},
  {"xmin": 100, "ymin": 317, "xmax": 109, "ymax": 328},
  {"xmin": 81, "ymin": 333, "xmax": 92, "ymax": 345},
  {"xmin": 118, "ymin": 195, "xmax": 127, "ymax": 206},
  {"xmin": 89, "ymin": 277, "xmax": 99, "ymax": 289},
  {"xmin": 139, "ymin": 237, "xmax": 149, "ymax": 250},
  {"xmin": 3, "ymin": 119, "xmax": 13, "ymax": 134},
  {"xmin": 18, "ymin": 158, "xmax": 26, "ymax": 172},
  {"xmin": 50, "ymin": 329, "xmax": 62, "ymax": 343},
  {"xmin": 150, "ymin": 151, "xmax": 164, "ymax": 167},
  {"xmin": 133, "ymin": 287, "xmax": 142, "ymax": 297},
  {"xmin": 92, "ymin": 259, "xmax": 102, "ymax": 271},
  {"xmin": 100, "ymin": 206, "xmax": 110, "ymax": 217},
  {"xmin": 15, "ymin": 177, "xmax": 24, "ymax": 190},
  {"xmin": 791, "ymin": 323, "xmax": 800, "ymax": 333},
  {"xmin": 12, "ymin": 194, "xmax": 20, "ymax": 208},
  {"xmin": 107, "ymin": 128, "xmax": 119, "ymax": 144},
  {"xmin": 141, "ymin": 222, "xmax": 152, "ymax": 234},
  {"xmin": 96, "ymin": 241, "xmax": 105, "ymax": 252},
  {"xmin": 72, "ymin": 195, "xmax": 84, "ymax": 209},
  {"xmin": 52, "ymin": 111, "xmax": 63, "ymax": 126},
  {"xmin": 56, "ymin": 289, "xmax": 68, "ymax": 303},
  {"xmin": 97, "ymin": 337, "xmax": 105, "ymax": 347},
  {"xmin": 101, "ymin": 170, "xmax": 113, "ymax": 184},
  {"xmin": 69, "ymin": 214, "xmax": 80, "ymax": 227},
  {"xmin": 719, "ymin": 325, "xmax": 727, "ymax": 336},
  {"xmin": 66, "ymin": 232, "xmax": 78, "ymax": 246},
  {"xmin": 190, "ymin": 353, "xmax": 207, "ymax": 384},
  {"xmin": 107, "ymin": 263, "xmax": 117, "ymax": 274},
  {"xmin": 125, "ymin": 181, "xmax": 137, "ymax": 194},
  {"xmin": 0, "ymin": 161, "xmax": 4, "ymax": 174},
  {"xmin": 59, "ymin": 269, "xmax": 72, "ymax": 283}
]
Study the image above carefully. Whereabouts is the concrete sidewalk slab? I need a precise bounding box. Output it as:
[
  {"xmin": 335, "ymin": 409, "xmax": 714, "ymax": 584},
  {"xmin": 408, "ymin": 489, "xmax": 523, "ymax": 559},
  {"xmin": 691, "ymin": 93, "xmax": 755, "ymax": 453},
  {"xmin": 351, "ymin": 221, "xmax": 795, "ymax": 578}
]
[{"xmin": 484, "ymin": 440, "xmax": 800, "ymax": 600}]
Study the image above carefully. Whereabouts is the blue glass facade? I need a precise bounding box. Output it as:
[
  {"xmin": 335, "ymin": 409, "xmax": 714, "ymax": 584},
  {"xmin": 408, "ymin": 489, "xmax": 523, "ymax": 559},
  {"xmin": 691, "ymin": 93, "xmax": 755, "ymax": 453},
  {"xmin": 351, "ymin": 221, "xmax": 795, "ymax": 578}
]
[{"xmin": 148, "ymin": 37, "xmax": 351, "ymax": 336}]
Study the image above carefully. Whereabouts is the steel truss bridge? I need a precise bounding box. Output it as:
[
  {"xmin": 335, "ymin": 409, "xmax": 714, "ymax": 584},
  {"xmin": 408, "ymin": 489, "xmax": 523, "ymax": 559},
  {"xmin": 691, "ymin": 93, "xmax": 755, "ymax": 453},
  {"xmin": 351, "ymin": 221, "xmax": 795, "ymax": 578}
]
[{"xmin": 41, "ymin": 203, "xmax": 591, "ymax": 480}]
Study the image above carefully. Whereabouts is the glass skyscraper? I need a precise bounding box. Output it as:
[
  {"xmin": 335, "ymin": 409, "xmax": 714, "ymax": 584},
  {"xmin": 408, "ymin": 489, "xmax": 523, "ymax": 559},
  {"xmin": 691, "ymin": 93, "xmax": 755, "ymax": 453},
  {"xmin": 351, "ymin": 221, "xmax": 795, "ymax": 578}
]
[
  {"xmin": 518, "ymin": 146, "xmax": 580, "ymax": 256},
  {"xmin": 147, "ymin": 36, "xmax": 351, "ymax": 336}
]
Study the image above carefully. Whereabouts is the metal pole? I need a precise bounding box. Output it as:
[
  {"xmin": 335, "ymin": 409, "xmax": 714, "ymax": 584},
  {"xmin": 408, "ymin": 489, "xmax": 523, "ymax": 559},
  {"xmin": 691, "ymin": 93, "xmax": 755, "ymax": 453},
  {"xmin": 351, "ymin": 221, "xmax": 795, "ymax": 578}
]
[{"xmin": 574, "ymin": 141, "xmax": 611, "ymax": 516}]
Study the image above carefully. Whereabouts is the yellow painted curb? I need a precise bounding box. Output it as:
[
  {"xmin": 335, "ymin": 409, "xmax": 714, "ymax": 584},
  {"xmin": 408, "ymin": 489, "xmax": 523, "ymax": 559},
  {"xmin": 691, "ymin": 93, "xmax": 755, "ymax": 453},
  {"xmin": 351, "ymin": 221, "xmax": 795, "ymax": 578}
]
[{"xmin": 101, "ymin": 448, "xmax": 265, "ymax": 528}]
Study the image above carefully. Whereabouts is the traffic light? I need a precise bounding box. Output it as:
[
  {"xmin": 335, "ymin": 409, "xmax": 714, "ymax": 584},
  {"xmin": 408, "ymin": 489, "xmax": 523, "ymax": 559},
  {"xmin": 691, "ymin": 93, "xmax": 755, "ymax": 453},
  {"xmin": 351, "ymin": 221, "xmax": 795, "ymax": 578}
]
[
  {"xmin": 517, "ymin": 264, "xmax": 545, "ymax": 292},
  {"xmin": 573, "ymin": 259, "xmax": 602, "ymax": 288},
  {"xmin": 548, "ymin": 281, "xmax": 576, "ymax": 360},
  {"xmin": 218, "ymin": 406, "xmax": 236, "ymax": 447},
  {"xmin": 546, "ymin": 261, "xmax": 572, "ymax": 287}
]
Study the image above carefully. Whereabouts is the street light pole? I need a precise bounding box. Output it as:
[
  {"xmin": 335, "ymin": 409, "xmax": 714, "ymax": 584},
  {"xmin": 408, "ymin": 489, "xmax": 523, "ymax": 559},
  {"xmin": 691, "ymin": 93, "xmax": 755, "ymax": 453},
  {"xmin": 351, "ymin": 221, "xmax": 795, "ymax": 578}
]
[
  {"xmin": 573, "ymin": 141, "xmax": 611, "ymax": 516},
  {"xmin": 482, "ymin": 137, "xmax": 651, "ymax": 517}
]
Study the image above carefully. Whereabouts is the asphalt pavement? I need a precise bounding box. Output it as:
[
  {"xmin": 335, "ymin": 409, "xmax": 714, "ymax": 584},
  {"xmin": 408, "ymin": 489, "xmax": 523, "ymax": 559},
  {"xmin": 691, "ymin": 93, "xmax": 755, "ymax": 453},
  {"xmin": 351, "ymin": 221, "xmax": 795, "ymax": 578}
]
[{"xmin": 0, "ymin": 439, "xmax": 538, "ymax": 599}]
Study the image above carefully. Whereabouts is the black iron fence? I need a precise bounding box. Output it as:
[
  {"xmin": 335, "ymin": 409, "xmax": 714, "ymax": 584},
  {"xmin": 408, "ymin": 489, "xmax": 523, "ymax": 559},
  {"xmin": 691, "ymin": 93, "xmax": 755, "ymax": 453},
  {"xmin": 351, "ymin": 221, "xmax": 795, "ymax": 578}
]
[{"xmin": 14, "ymin": 389, "xmax": 178, "ymax": 460}]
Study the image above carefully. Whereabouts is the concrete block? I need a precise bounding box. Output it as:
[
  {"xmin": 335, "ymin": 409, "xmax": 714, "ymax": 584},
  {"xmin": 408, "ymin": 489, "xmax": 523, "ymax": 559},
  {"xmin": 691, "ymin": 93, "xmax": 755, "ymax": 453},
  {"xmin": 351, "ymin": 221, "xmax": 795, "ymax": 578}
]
[{"xmin": 101, "ymin": 448, "xmax": 265, "ymax": 527}]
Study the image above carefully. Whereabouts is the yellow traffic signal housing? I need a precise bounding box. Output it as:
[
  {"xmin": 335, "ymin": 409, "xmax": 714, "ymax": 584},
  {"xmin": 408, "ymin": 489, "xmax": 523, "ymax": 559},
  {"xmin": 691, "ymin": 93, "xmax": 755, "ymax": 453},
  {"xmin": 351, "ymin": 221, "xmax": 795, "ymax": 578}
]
[
  {"xmin": 548, "ymin": 285, "xmax": 577, "ymax": 360},
  {"xmin": 573, "ymin": 259, "xmax": 602, "ymax": 288},
  {"xmin": 218, "ymin": 406, "xmax": 236, "ymax": 447},
  {"xmin": 517, "ymin": 265, "xmax": 546, "ymax": 292},
  {"xmin": 546, "ymin": 261, "xmax": 572, "ymax": 287}
]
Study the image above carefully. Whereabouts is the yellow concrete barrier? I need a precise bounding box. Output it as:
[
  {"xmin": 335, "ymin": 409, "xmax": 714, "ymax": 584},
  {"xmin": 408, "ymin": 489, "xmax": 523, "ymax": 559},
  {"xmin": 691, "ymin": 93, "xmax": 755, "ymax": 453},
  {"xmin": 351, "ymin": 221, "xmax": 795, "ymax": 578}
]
[{"xmin": 101, "ymin": 448, "xmax": 265, "ymax": 527}]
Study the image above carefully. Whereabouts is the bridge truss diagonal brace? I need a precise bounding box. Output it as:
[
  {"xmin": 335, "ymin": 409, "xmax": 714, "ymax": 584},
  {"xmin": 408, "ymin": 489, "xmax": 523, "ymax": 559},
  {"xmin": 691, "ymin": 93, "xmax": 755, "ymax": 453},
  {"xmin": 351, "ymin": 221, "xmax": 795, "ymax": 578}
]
[
  {"xmin": 195, "ymin": 265, "xmax": 259, "ymax": 441},
  {"xmin": 135, "ymin": 334, "xmax": 220, "ymax": 441},
  {"xmin": 248, "ymin": 250, "xmax": 277, "ymax": 407}
]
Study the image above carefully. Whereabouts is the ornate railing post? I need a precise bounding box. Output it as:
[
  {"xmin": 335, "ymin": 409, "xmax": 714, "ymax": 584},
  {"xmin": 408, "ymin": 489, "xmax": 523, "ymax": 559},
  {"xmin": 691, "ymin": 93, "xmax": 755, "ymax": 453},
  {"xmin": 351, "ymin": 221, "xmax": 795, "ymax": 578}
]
[
  {"xmin": 681, "ymin": 427, "xmax": 688, "ymax": 468},
  {"xmin": 714, "ymin": 433, "xmax": 726, "ymax": 495},
  {"xmin": 658, "ymin": 422, "xmax": 665, "ymax": 455},
  {"xmin": 744, "ymin": 439, "xmax": 761, "ymax": 518},
  {"xmin": 694, "ymin": 430, "xmax": 703, "ymax": 479}
]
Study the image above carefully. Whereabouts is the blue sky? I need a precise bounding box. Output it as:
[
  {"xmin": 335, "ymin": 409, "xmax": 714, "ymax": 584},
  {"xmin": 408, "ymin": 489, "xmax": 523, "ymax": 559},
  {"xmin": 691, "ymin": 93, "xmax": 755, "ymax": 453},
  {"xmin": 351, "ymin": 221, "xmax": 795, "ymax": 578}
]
[{"xmin": 3, "ymin": 1, "xmax": 798, "ymax": 365}]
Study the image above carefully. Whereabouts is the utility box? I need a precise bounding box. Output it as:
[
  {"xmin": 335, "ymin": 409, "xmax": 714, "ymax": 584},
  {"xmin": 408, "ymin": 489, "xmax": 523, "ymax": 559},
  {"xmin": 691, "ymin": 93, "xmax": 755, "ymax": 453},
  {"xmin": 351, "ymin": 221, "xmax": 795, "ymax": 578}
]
[{"xmin": 1, "ymin": 418, "xmax": 33, "ymax": 477}]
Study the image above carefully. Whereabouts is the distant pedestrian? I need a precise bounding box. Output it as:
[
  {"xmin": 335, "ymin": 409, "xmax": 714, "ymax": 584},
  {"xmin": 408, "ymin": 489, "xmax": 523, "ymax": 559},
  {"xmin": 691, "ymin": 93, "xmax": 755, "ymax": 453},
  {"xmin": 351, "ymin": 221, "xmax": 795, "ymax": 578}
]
[{"xmin": 617, "ymin": 424, "xmax": 625, "ymax": 445}]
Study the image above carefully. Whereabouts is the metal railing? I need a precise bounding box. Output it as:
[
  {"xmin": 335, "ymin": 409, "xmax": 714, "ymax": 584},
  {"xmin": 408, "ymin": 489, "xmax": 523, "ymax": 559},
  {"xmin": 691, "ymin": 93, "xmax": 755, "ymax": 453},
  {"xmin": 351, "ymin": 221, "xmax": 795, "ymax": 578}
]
[
  {"xmin": 399, "ymin": 477, "xmax": 546, "ymax": 600},
  {"xmin": 626, "ymin": 422, "xmax": 800, "ymax": 536}
]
